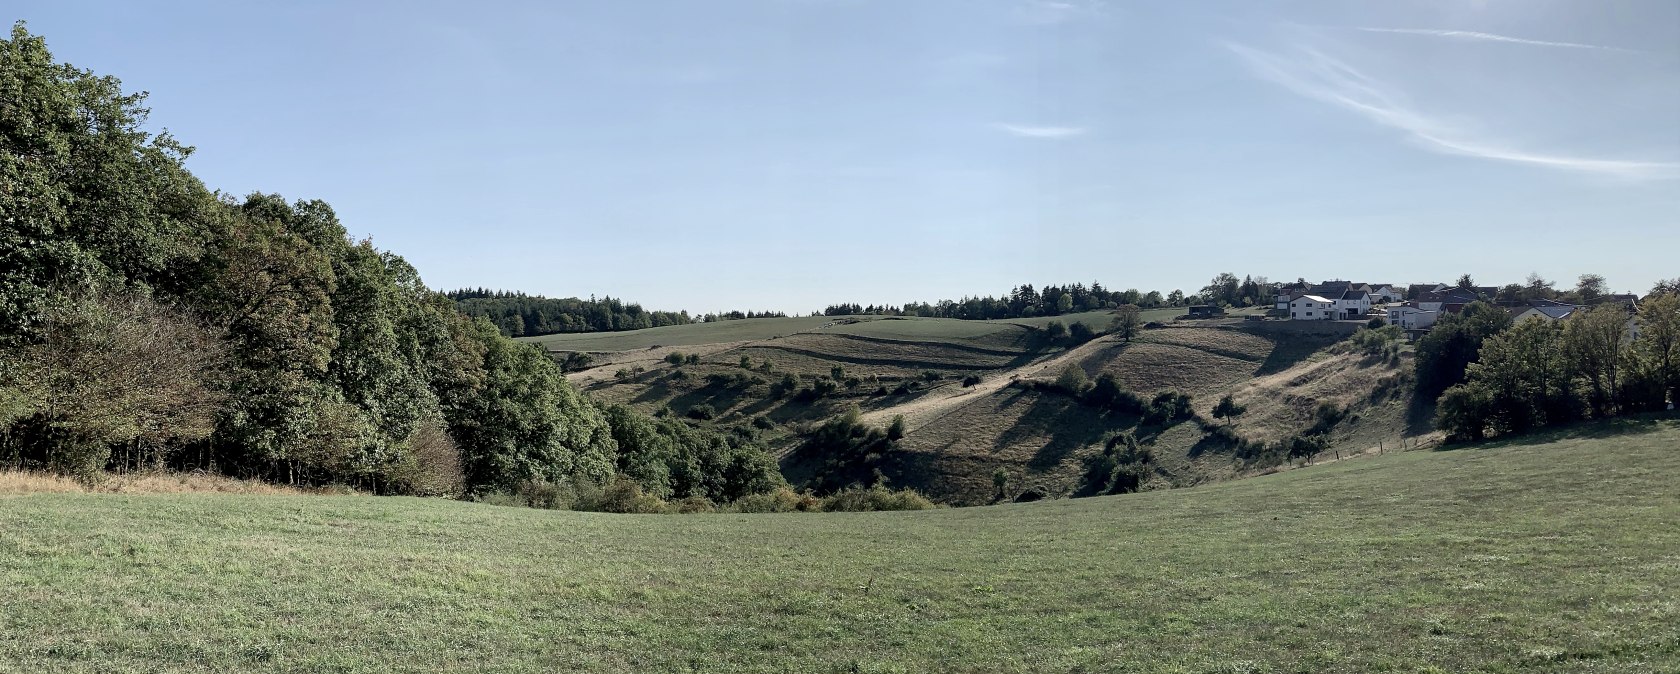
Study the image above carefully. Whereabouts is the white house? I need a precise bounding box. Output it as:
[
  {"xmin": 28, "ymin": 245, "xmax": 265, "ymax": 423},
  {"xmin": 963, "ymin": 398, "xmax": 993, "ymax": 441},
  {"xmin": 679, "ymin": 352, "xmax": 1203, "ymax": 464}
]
[
  {"xmin": 1387, "ymin": 304, "xmax": 1437, "ymax": 330},
  {"xmin": 1335, "ymin": 289, "xmax": 1372, "ymax": 320},
  {"xmin": 1364, "ymin": 284, "xmax": 1402, "ymax": 303},
  {"xmin": 1290, "ymin": 295, "xmax": 1336, "ymax": 320}
]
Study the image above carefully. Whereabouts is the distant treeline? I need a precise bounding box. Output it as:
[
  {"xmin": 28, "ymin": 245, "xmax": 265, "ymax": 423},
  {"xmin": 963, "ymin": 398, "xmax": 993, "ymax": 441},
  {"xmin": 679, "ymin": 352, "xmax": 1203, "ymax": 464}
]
[
  {"xmin": 821, "ymin": 274, "xmax": 1282, "ymax": 320},
  {"xmin": 446, "ymin": 288, "xmax": 786, "ymax": 338}
]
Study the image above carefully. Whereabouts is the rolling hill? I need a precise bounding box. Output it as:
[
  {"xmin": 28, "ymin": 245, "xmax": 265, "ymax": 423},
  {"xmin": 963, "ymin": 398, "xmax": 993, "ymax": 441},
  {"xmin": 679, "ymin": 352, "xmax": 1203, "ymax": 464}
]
[
  {"xmin": 552, "ymin": 309, "xmax": 1408, "ymax": 505},
  {"xmin": 4, "ymin": 418, "xmax": 1675, "ymax": 673}
]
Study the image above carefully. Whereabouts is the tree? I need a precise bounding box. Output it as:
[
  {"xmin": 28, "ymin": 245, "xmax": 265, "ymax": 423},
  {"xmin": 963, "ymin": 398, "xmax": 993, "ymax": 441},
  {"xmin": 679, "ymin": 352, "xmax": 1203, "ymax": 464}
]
[
  {"xmin": 1110, "ymin": 305, "xmax": 1143, "ymax": 342},
  {"xmin": 1056, "ymin": 293, "xmax": 1074, "ymax": 315},
  {"xmin": 1463, "ymin": 318, "xmax": 1576, "ymax": 435},
  {"xmin": 1045, "ymin": 320, "xmax": 1067, "ymax": 340},
  {"xmin": 1167, "ymin": 290, "xmax": 1185, "ymax": 307},
  {"xmin": 1563, "ymin": 304, "xmax": 1630, "ymax": 417},
  {"xmin": 1456, "ymin": 274, "xmax": 1476, "ymax": 290},
  {"xmin": 1633, "ymin": 293, "xmax": 1680, "ymax": 407},
  {"xmin": 1068, "ymin": 321, "xmax": 1095, "ymax": 343},
  {"xmin": 1574, "ymin": 274, "xmax": 1607, "ymax": 305},
  {"xmin": 992, "ymin": 468, "xmax": 1009, "ymax": 500},
  {"xmin": 1415, "ymin": 301, "xmax": 1512, "ymax": 398},
  {"xmin": 1436, "ymin": 383, "xmax": 1494, "ymax": 442},
  {"xmin": 1212, "ymin": 394, "xmax": 1247, "ymax": 427},
  {"xmin": 1, "ymin": 291, "xmax": 225, "ymax": 477}
]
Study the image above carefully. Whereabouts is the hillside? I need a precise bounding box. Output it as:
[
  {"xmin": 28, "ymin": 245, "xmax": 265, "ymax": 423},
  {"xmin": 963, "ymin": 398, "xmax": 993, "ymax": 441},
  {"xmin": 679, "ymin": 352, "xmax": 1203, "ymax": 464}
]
[
  {"xmin": 4, "ymin": 418, "xmax": 1676, "ymax": 673},
  {"xmin": 559, "ymin": 309, "xmax": 1413, "ymax": 505}
]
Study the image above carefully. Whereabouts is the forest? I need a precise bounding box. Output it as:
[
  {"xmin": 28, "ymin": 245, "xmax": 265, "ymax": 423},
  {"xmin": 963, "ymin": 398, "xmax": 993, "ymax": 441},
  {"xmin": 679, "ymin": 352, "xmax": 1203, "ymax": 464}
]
[{"xmin": 0, "ymin": 24, "xmax": 783, "ymax": 508}]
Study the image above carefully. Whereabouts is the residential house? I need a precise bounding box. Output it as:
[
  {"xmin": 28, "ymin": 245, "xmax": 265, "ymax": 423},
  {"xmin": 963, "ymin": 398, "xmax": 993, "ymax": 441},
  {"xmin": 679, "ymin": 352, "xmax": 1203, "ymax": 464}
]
[
  {"xmin": 1387, "ymin": 303, "xmax": 1437, "ymax": 331},
  {"xmin": 1407, "ymin": 283, "xmax": 1447, "ymax": 300},
  {"xmin": 1510, "ymin": 299, "xmax": 1579, "ymax": 324},
  {"xmin": 1361, "ymin": 284, "xmax": 1402, "ymax": 303},
  {"xmin": 1274, "ymin": 281, "xmax": 1309, "ymax": 311},
  {"xmin": 1417, "ymin": 288, "xmax": 1482, "ymax": 314},
  {"xmin": 1289, "ymin": 295, "xmax": 1335, "ymax": 321}
]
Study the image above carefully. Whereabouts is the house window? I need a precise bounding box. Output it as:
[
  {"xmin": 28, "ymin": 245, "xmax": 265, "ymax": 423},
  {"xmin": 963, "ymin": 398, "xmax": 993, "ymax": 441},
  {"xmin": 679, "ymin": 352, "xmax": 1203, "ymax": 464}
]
[{"xmin": 1306, "ymin": 311, "xmax": 1313, "ymax": 316}]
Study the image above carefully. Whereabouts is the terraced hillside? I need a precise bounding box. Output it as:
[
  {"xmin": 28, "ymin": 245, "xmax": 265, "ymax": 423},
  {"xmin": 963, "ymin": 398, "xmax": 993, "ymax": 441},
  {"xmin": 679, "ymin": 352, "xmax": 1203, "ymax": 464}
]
[
  {"xmin": 5, "ymin": 418, "xmax": 1676, "ymax": 673},
  {"xmin": 559, "ymin": 310, "xmax": 1416, "ymax": 505}
]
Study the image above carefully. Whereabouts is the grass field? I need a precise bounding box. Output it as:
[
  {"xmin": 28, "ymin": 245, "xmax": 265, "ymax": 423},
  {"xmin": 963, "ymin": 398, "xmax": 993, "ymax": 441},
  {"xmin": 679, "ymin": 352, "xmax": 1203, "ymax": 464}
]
[
  {"xmin": 520, "ymin": 309, "xmax": 1191, "ymax": 353},
  {"xmin": 4, "ymin": 418, "xmax": 1676, "ymax": 673}
]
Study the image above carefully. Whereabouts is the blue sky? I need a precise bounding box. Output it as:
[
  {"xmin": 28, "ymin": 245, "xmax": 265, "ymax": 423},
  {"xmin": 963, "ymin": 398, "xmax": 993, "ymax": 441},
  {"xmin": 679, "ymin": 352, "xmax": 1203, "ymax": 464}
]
[{"xmin": 12, "ymin": 0, "xmax": 1679, "ymax": 313}]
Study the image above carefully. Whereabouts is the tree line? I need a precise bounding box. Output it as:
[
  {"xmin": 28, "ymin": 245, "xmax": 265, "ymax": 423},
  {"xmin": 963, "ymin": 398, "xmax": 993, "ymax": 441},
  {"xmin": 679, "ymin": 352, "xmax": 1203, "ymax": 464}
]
[
  {"xmin": 1416, "ymin": 288, "xmax": 1680, "ymax": 442},
  {"xmin": 0, "ymin": 24, "xmax": 783, "ymax": 508},
  {"xmin": 447, "ymin": 288, "xmax": 790, "ymax": 338}
]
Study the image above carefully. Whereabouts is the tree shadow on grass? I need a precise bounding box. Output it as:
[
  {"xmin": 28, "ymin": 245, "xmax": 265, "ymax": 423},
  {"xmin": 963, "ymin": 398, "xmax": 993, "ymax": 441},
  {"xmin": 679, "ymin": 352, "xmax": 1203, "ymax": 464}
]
[
  {"xmin": 993, "ymin": 392, "xmax": 1113, "ymax": 470},
  {"xmin": 1433, "ymin": 411, "xmax": 1680, "ymax": 453},
  {"xmin": 1255, "ymin": 334, "xmax": 1340, "ymax": 376}
]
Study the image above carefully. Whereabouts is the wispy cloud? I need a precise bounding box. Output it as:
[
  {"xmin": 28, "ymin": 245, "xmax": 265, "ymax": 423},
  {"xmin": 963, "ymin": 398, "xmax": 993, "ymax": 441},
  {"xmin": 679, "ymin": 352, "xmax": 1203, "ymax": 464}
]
[
  {"xmin": 1017, "ymin": 0, "xmax": 1105, "ymax": 25},
  {"xmin": 993, "ymin": 123, "xmax": 1087, "ymax": 139},
  {"xmin": 1225, "ymin": 42, "xmax": 1677, "ymax": 179},
  {"xmin": 1352, "ymin": 27, "xmax": 1633, "ymax": 52}
]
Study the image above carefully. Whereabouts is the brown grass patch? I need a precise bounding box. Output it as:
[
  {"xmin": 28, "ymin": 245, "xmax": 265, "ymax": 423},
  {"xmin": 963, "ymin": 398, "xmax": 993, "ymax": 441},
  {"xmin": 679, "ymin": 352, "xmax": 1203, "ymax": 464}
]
[{"xmin": 0, "ymin": 470, "xmax": 322, "ymax": 496}]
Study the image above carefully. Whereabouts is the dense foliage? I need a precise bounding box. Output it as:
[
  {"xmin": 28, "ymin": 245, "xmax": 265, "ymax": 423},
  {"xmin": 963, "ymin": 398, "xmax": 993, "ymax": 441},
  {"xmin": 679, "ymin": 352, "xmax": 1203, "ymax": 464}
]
[
  {"xmin": 0, "ymin": 25, "xmax": 780, "ymax": 507},
  {"xmin": 447, "ymin": 289, "xmax": 694, "ymax": 336},
  {"xmin": 1435, "ymin": 291, "xmax": 1680, "ymax": 442},
  {"xmin": 448, "ymin": 288, "xmax": 789, "ymax": 337}
]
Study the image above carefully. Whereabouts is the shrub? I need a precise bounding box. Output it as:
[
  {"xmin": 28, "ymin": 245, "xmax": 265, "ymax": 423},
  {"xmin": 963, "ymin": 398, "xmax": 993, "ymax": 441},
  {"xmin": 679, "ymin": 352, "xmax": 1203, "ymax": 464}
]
[
  {"xmin": 389, "ymin": 423, "xmax": 465, "ymax": 497},
  {"xmin": 886, "ymin": 415, "xmax": 906, "ymax": 441},
  {"xmin": 580, "ymin": 476, "xmax": 669, "ymax": 513},
  {"xmin": 686, "ymin": 404, "xmax": 717, "ymax": 421},
  {"xmin": 685, "ymin": 354, "xmax": 700, "ymax": 366},
  {"xmin": 962, "ymin": 374, "xmax": 983, "ymax": 387},
  {"xmin": 1055, "ymin": 365, "xmax": 1089, "ymax": 393},
  {"xmin": 921, "ymin": 370, "xmax": 942, "ymax": 382},
  {"xmin": 728, "ymin": 486, "xmax": 821, "ymax": 513},
  {"xmin": 739, "ymin": 355, "xmax": 752, "ymax": 369},
  {"xmin": 1069, "ymin": 321, "xmax": 1095, "ymax": 343},
  {"xmin": 751, "ymin": 416, "xmax": 776, "ymax": 430},
  {"xmin": 675, "ymin": 495, "xmax": 715, "ymax": 514},
  {"xmin": 665, "ymin": 352, "xmax": 686, "ymax": 366},
  {"xmin": 891, "ymin": 383, "xmax": 913, "ymax": 395},
  {"xmin": 1045, "ymin": 321, "xmax": 1067, "ymax": 340},
  {"xmin": 831, "ymin": 365, "xmax": 847, "ymax": 381},
  {"xmin": 819, "ymin": 485, "xmax": 936, "ymax": 511}
]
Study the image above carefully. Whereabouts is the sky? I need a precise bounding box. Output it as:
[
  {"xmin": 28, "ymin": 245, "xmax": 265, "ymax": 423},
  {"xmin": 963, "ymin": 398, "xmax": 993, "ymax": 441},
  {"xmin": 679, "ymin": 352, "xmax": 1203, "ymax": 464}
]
[{"xmin": 11, "ymin": 0, "xmax": 1680, "ymax": 314}]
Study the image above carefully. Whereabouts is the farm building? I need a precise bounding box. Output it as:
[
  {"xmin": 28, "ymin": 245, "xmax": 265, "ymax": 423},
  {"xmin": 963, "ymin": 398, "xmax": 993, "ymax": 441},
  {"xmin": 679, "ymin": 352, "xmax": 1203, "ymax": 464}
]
[{"xmin": 1187, "ymin": 305, "xmax": 1225, "ymax": 318}]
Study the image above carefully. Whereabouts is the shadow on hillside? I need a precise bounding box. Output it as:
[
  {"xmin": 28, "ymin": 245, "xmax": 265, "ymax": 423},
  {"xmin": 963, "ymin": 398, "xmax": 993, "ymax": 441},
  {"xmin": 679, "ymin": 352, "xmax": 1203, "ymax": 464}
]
[
  {"xmin": 1433, "ymin": 411, "xmax": 1679, "ymax": 453},
  {"xmin": 1255, "ymin": 334, "xmax": 1339, "ymax": 376},
  {"xmin": 992, "ymin": 390, "xmax": 1111, "ymax": 469}
]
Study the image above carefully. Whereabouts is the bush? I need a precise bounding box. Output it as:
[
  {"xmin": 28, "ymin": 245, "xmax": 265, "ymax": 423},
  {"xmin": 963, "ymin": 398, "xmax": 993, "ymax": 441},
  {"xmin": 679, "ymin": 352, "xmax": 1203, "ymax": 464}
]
[
  {"xmin": 1055, "ymin": 365, "xmax": 1090, "ymax": 393},
  {"xmin": 685, "ymin": 404, "xmax": 717, "ymax": 421},
  {"xmin": 921, "ymin": 370, "xmax": 942, "ymax": 382},
  {"xmin": 685, "ymin": 354, "xmax": 700, "ymax": 366},
  {"xmin": 1142, "ymin": 391, "xmax": 1194, "ymax": 425},
  {"xmin": 962, "ymin": 374, "xmax": 983, "ymax": 387},
  {"xmin": 1069, "ymin": 321, "xmax": 1095, "ymax": 343},
  {"xmin": 578, "ymin": 476, "xmax": 669, "ymax": 513},
  {"xmin": 665, "ymin": 352, "xmax": 686, "ymax": 366},
  {"xmin": 751, "ymin": 416, "xmax": 776, "ymax": 430},
  {"xmin": 819, "ymin": 485, "xmax": 936, "ymax": 512},
  {"xmin": 1045, "ymin": 321, "xmax": 1067, "ymax": 340},
  {"xmin": 389, "ymin": 423, "xmax": 465, "ymax": 497},
  {"xmin": 728, "ymin": 486, "xmax": 821, "ymax": 513},
  {"xmin": 739, "ymin": 355, "xmax": 752, "ymax": 369}
]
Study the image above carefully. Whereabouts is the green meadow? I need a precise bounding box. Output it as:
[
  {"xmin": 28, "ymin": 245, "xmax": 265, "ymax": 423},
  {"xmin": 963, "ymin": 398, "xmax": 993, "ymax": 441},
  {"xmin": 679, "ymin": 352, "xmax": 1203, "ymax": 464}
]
[{"xmin": 4, "ymin": 418, "xmax": 1676, "ymax": 673}]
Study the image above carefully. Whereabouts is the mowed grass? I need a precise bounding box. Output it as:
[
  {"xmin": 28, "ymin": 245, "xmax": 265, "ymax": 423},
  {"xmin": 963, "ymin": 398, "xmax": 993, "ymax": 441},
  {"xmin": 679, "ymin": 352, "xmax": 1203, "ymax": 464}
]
[{"xmin": 4, "ymin": 420, "xmax": 1677, "ymax": 673}]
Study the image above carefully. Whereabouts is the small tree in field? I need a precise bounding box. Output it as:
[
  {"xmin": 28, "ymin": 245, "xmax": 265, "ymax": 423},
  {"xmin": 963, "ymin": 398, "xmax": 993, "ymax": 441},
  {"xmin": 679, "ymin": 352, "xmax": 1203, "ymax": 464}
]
[
  {"xmin": 992, "ymin": 468, "xmax": 1009, "ymax": 500},
  {"xmin": 1110, "ymin": 305, "xmax": 1142, "ymax": 342},
  {"xmin": 1045, "ymin": 321, "xmax": 1067, "ymax": 340},
  {"xmin": 1212, "ymin": 394, "xmax": 1247, "ymax": 427}
]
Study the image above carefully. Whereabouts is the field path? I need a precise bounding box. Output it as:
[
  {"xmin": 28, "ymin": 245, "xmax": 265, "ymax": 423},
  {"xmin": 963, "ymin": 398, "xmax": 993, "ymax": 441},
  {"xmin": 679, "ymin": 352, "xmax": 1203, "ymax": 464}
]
[{"xmin": 858, "ymin": 335, "xmax": 1121, "ymax": 433}]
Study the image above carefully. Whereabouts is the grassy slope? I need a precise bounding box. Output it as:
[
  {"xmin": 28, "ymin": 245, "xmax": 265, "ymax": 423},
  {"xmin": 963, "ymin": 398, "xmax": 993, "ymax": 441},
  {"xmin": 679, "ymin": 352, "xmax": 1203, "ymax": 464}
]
[
  {"xmin": 4, "ymin": 419, "xmax": 1677, "ymax": 673},
  {"xmin": 519, "ymin": 309, "xmax": 1187, "ymax": 354}
]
